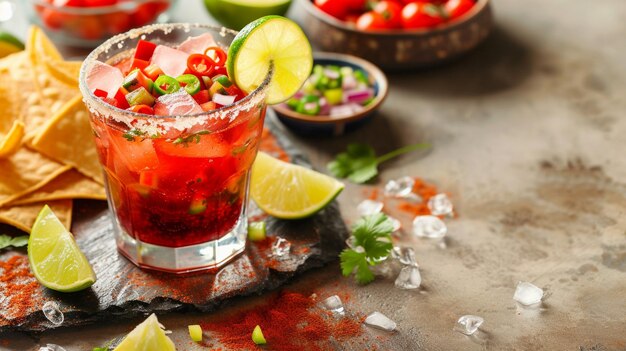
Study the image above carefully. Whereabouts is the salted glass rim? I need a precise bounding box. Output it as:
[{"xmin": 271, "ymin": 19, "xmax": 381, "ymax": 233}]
[{"xmin": 78, "ymin": 22, "xmax": 272, "ymax": 120}]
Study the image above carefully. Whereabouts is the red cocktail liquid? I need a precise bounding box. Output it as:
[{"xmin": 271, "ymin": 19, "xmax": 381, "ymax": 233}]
[{"xmin": 91, "ymin": 107, "xmax": 265, "ymax": 247}]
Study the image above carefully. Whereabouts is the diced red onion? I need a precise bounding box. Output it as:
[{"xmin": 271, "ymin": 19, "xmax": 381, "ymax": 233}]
[
  {"xmin": 324, "ymin": 69, "xmax": 340, "ymax": 79},
  {"xmin": 342, "ymin": 75, "xmax": 357, "ymax": 90},
  {"xmin": 304, "ymin": 102, "xmax": 318, "ymax": 111},
  {"xmin": 330, "ymin": 103, "xmax": 363, "ymax": 117},
  {"xmin": 344, "ymin": 89, "xmax": 373, "ymax": 104},
  {"xmin": 212, "ymin": 93, "xmax": 236, "ymax": 106}
]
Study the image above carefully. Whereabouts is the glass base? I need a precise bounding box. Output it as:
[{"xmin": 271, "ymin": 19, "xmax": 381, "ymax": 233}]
[{"xmin": 114, "ymin": 216, "xmax": 247, "ymax": 274}]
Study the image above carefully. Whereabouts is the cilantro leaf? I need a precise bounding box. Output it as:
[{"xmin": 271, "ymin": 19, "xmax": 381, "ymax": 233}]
[
  {"xmin": 327, "ymin": 142, "xmax": 430, "ymax": 183},
  {"xmin": 340, "ymin": 249, "xmax": 375, "ymax": 284},
  {"xmin": 0, "ymin": 234, "xmax": 29, "ymax": 250},
  {"xmin": 339, "ymin": 213, "xmax": 394, "ymax": 284}
]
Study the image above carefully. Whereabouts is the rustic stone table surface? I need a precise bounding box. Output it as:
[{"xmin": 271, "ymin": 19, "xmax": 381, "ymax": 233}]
[{"xmin": 3, "ymin": 0, "xmax": 626, "ymax": 350}]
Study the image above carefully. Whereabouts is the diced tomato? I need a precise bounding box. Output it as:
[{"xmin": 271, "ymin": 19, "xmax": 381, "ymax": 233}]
[
  {"xmin": 444, "ymin": 0, "xmax": 475, "ymax": 19},
  {"xmin": 104, "ymin": 11, "xmax": 131, "ymax": 34},
  {"xmin": 134, "ymin": 40, "xmax": 157, "ymax": 61},
  {"xmin": 128, "ymin": 104, "xmax": 155, "ymax": 115},
  {"xmin": 143, "ymin": 64, "xmax": 164, "ymax": 81},
  {"xmin": 129, "ymin": 57, "xmax": 150, "ymax": 72},
  {"xmin": 41, "ymin": 9, "xmax": 66, "ymax": 29},
  {"xmin": 82, "ymin": 0, "xmax": 117, "ymax": 6},
  {"xmin": 401, "ymin": 2, "xmax": 444, "ymax": 29},
  {"xmin": 114, "ymin": 88, "xmax": 130, "ymax": 109},
  {"xmin": 93, "ymin": 88, "xmax": 108, "ymax": 98},
  {"xmin": 76, "ymin": 15, "xmax": 104, "ymax": 39},
  {"xmin": 200, "ymin": 101, "xmax": 217, "ymax": 112},
  {"xmin": 193, "ymin": 90, "xmax": 210, "ymax": 104}
]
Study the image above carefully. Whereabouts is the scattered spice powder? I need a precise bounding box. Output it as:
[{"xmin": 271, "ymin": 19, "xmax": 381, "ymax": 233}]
[
  {"xmin": 201, "ymin": 291, "xmax": 362, "ymax": 351},
  {"xmin": 260, "ymin": 128, "xmax": 290, "ymax": 162},
  {"xmin": 0, "ymin": 254, "xmax": 42, "ymax": 324}
]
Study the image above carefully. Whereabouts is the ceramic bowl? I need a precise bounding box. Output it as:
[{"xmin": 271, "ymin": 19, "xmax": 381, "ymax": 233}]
[
  {"xmin": 300, "ymin": 0, "xmax": 493, "ymax": 71},
  {"xmin": 272, "ymin": 52, "xmax": 388, "ymax": 137},
  {"xmin": 25, "ymin": 0, "xmax": 178, "ymax": 47}
]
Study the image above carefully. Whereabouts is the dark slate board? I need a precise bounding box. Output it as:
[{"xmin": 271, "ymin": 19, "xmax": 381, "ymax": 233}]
[{"xmin": 0, "ymin": 112, "xmax": 349, "ymax": 333}]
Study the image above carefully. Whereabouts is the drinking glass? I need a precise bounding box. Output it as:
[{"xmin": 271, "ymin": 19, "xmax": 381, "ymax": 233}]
[{"xmin": 79, "ymin": 23, "xmax": 269, "ymax": 273}]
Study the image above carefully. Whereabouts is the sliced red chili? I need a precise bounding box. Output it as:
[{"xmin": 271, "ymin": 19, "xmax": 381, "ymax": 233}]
[
  {"xmin": 203, "ymin": 46, "xmax": 227, "ymax": 66},
  {"xmin": 213, "ymin": 65, "xmax": 228, "ymax": 77},
  {"xmin": 93, "ymin": 88, "xmax": 108, "ymax": 98},
  {"xmin": 187, "ymin": 54, "xmax": 216, "ymax": 76}
]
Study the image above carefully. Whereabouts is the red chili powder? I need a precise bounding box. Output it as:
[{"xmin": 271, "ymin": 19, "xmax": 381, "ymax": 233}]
[
  {"xmin": 259, "ymin": 128, "xmax": 290, "ymax": 162},
  {"xmin": 0, "ymin": 255, "xmax": 41, "ymax": 323},
  {"xmin": 201, "ymin": 291, "xmax": 362, "ymax": 351}
]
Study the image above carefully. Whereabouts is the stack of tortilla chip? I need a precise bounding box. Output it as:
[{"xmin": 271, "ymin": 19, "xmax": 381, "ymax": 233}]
[{"xmin": 0, "ymin": 26, "xmax": 106, "ymax": 232}]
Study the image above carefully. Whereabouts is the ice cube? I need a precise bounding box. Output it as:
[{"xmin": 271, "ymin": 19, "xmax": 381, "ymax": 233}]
[
  {"xmin": 412, "ymin": 215, "xmax": 447, "ymax": 239},
  {"xmin": 454, "ymin": 315, "xmax": 484, "ymax": 335},
  {"xmin": 42, "ymin": 301, "xmax": 64, "ymax": 325},
  {"xmin": 322, "ymin": 295, "xmax": 345, "ymax": 315},
  {"xmin": 86, "ymin": 61, "xmax": 124, "ymax": 99},
  {"xmin": 364, "ymin": 312, "xmax": 396, "ymax": 332},
  {"xmin": 394, "ymin": 265, "xmax": 421, "ymax": 290},
  {"xmin": 178, "ymin": 33, "xmax": 218, "ymax": 55},
  {"xmin": 272, "ymin": 237, "xmax": 291, "ymax": 259},
  {"xmin": 513, "ymin": 281, "xmax": 544, "ymax": 306},
  {"xmin": 384, "ymin": 176, "xmax": 415, "ymax": 198},
  {"xmin": 428, "ymin": 193, "xmax": 454, "ymax": 216},
  {"xmin": 356, "ymin": 199, "xmax": 383, "ymax": 217},
  {"xmin": 154, "ymin": 90, "xmax": 203, "ymax": 116},
  {"xmin": 150, "ymin": 45, "xmax": 189, "ymax": 77},
  {"xmin": 391, "ymin": 246, "xmax": 418, "ymax": 267}
]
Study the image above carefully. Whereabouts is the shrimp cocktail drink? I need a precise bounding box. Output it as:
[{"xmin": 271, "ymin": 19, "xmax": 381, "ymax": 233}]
[{"xmin": 79, "ymin": 19, "xmax": 312, "ymax": 273}]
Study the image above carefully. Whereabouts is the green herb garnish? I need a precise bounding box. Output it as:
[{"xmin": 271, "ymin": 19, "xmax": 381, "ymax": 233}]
[
  {"xmin": 122, "ymin": 129, "xmax": 147, "ymax": 142},
  {"xmin": 340, "ymin": 213, "xmax": 394, "ymax": 284},
  {"xmin": 0, "ymin": 234, "xmax": 28, "ymax": 250},
  {"xmin": 327, "ymin": 142, "xmax": 429, "ymax": 184},
  {"xmin": 172, "ymin": 130, "xmax": 211, "ymax": 147}
]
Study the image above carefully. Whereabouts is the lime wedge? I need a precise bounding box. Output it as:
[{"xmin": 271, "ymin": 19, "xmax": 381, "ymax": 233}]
[
  {"xmin": 204, "ymin": 0, "xmax": 292, "ymax": 30},
  {"xmin": 28, "ymin": 205, "xmax": 96, "ymax": 292},
  {"xmin": 113, "ymin": 314, "xmax": 176, "ymax": 351},
  {"xmin": 0, "ymin": 31, "xmax": 24, "ymax": 59},
  {"xmin": 0, "ymin": 120, "xmax": 24, "ymax": 159},
  {"xmin": 227, "ymin": 15, "xmax": 312, "ymax": 104},
  {"xmin": 250, "ymin": 152, "xmax": 344, "ymax": 219}
]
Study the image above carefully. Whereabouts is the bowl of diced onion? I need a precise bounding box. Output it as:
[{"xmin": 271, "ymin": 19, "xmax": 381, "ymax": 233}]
[{"xmin": 272, "ymin": 52, "xmax": 388, "ymax": 137}]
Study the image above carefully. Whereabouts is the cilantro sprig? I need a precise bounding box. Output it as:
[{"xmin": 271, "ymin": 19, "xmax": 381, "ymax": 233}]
[
  {"xmin": 0, "ymin": 234, "xmax": 28, "ymax": 250},
  {"xmin": 340, "ymin": 213, "xmax": 394, "ymax": 284},
  {"xmin": 327, "ymin": 142, "xmax": 429, "ymax": 184}
]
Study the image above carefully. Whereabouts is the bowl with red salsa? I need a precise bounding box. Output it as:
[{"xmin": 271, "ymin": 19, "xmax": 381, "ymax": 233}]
[
  {"xmin": 26, "ymin": 0, "xmax": 177, "ymax": 47},
  {"xmin": 300, "ymin": 0, "xmax": 493, "ymax": 71}
]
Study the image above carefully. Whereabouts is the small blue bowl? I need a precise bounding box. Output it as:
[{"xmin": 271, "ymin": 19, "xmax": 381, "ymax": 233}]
[{"xmin": 272, "ymin": 52, "xmax": 388, "ymax": 137}]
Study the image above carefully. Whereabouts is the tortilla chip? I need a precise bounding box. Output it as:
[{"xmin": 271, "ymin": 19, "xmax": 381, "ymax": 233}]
[
  {"xmin": 0, "ymin": 52, "xmax": 31, "ymax": 134},
  {"xmin": 25, "ymin": 26, "xmax": 80, "ymax": 141},
  {"xmin": 30, "ymin": 94, "xmax": 103, "ymax": 184},
  {"xmin": 0, "ymin": 199, "xmax": 73, "ymax": 233},
  {"xmin": 11, "ymin": 169, "xmax": 106, "ymax": 205},
  {"xmin": 0, "ymin": 147, "xmax": 71, "ymax": 207}
]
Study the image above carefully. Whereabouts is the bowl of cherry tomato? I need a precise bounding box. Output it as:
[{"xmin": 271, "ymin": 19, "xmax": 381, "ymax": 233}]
[
  {"xmin": 272, "ymin": 52, "xmax": 388, "ymax": 137},
  {"xmin": 301, "ymin": 0, "xmax": 493, "ymax": 71},
  {"xmin": 25, "ymin": 0, "xmax": 177, "ymax": 47}
]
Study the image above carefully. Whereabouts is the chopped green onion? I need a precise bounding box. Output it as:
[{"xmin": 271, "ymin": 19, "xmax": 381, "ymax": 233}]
[
  {"xmin": 176, "ymin": 74, "xmax": 201, "ymax": 95},
  {"xmin": 125, "ymin": 87, "xmax": 155, "ymax": 106},
  {"xmin": 154, "ymin": 75, "xmax": 181, "ymax": 96},
  {"xmin": 354, "ymin": 69, "xmax": 369, "ymax": 85},
  {"xmin": 297, "ymin": 95, "xmax": 321, "ymax": 115},
  {"xmin": 248, "ymin": 221, "xmax": 266, "ymax": 241},
  {"xmin": 251, "ymin": 325, "xmax": 267, "ymax": 345},
  {"xmin": 212, "ymin": 75, "xmax": 232, "ymax": 88}
]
